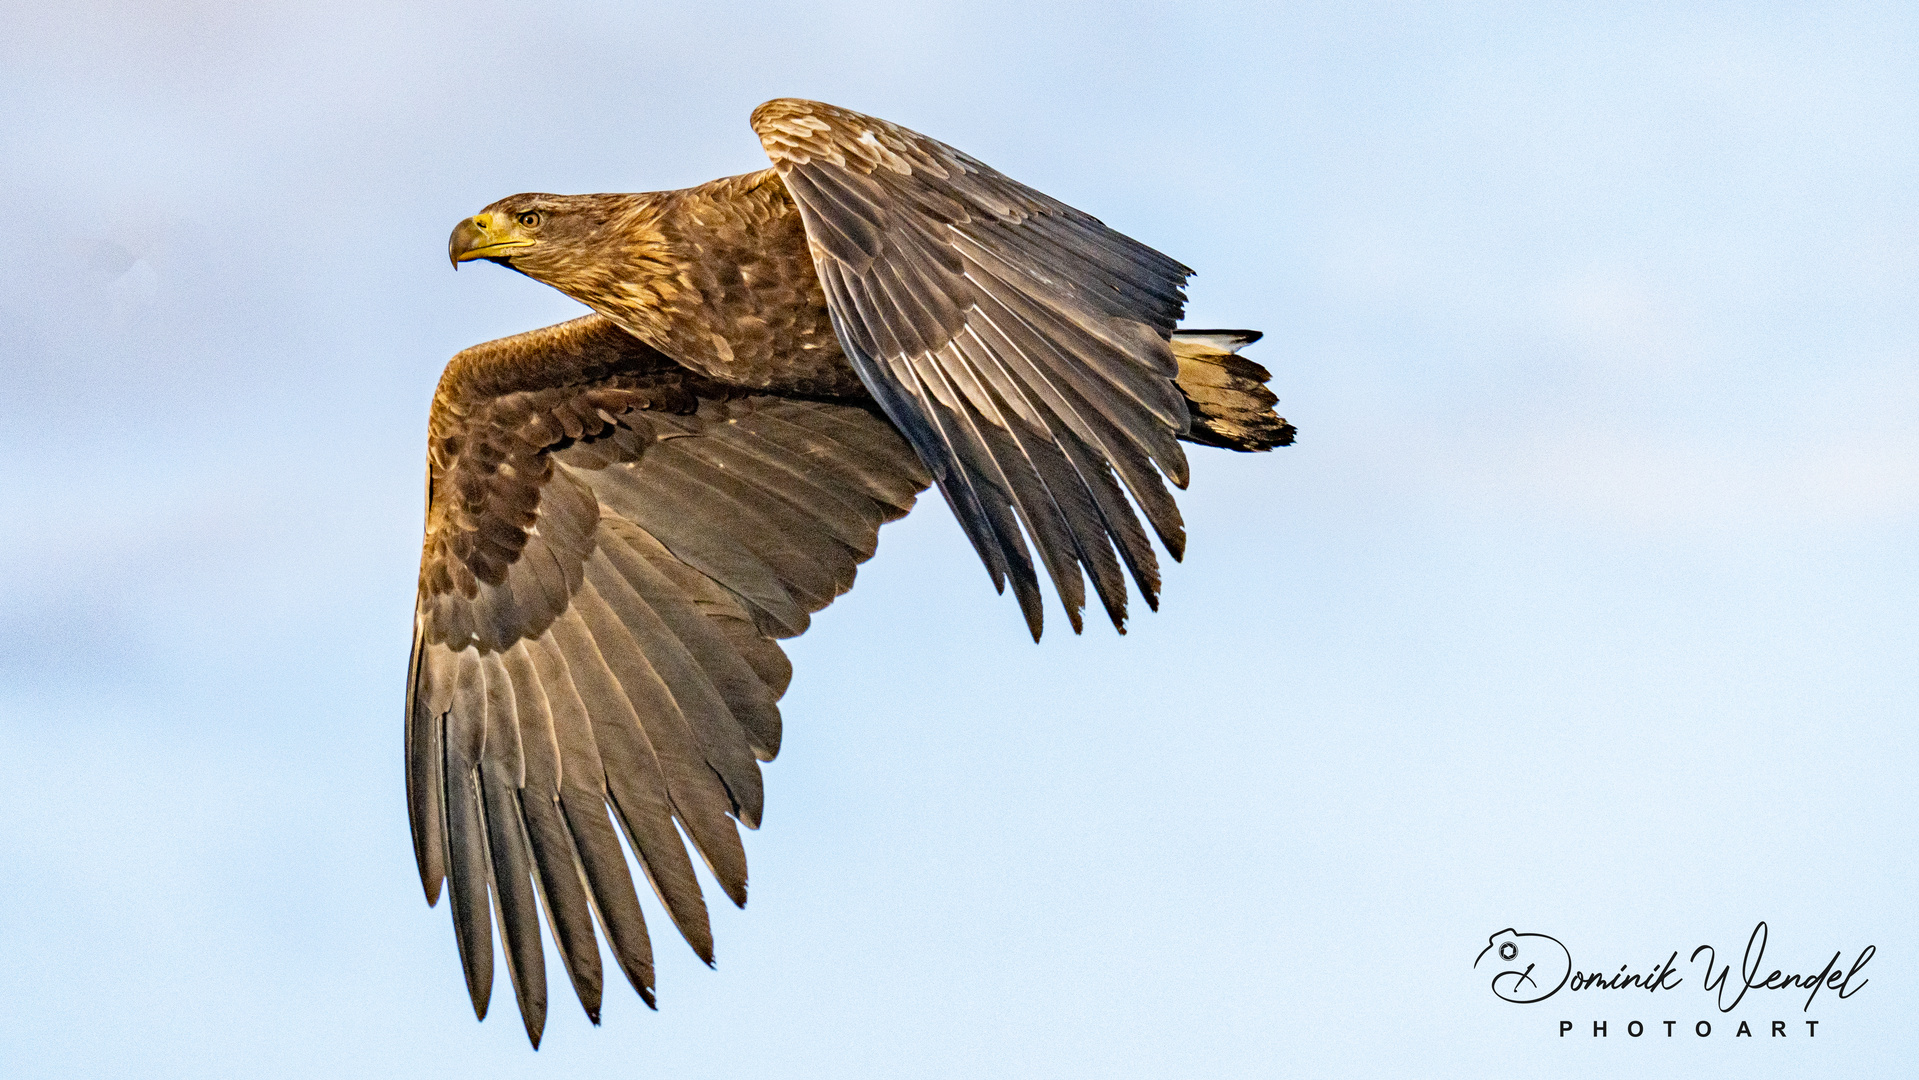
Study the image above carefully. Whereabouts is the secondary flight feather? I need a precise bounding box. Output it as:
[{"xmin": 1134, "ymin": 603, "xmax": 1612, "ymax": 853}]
[{"xmin": 413, "ymin": 98, "xmax": 1294, "ymax": 1046}]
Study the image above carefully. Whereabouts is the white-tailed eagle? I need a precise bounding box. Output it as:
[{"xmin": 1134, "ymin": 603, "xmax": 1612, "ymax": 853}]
[{"xmin": 414, "ymin": 99, "xmax": 1293, "ymax": 1045}]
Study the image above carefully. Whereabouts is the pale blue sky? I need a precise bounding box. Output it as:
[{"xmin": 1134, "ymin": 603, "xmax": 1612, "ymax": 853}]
[{"xmin": 1, "ymin": 2, "xmax": 1913, "ymax": 1077}]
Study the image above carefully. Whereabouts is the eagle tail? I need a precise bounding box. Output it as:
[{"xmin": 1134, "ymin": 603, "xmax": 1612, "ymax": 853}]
[{"xmin": 1170, "ymin": 330, "xmax": 1296, "ymax": 451}]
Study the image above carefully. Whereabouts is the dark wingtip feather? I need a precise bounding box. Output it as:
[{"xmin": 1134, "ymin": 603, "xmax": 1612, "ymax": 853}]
[
  {"xmin": 442, "ymin": 710, "xmax": 496, "ymax": 1025},
  {"xmin": 407, "ymin": 645, "xmax": 448, "ymax": 908},
  {"xmin": 1010, "ymin": 562, "xmax": 1045, "ymax": 640},
  {"xmin": 1022, "ymin": 602, "xmax": 1044, "ymax": 643}
]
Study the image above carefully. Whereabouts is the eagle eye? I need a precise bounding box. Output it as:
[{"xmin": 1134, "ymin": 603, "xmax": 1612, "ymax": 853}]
[{"xmin": 516, "ymin": 211, "xmax": 541, "ymax": 228}]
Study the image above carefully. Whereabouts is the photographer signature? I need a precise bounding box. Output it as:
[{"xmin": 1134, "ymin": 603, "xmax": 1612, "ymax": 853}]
[{"xmin": 1475, "ymin": 922, "xmax": 1873, "ymax": 1011}]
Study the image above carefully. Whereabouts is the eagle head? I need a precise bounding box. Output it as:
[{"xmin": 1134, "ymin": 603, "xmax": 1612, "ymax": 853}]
[{"xmin": 448, "ymin": 193, "xmax": 634, "ymax": 283}]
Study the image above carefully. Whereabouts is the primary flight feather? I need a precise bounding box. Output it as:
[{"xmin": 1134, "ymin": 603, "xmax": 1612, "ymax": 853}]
[{"xmin": 413, "ymin": 99, "xmax": 1293, "ymax": 1046}]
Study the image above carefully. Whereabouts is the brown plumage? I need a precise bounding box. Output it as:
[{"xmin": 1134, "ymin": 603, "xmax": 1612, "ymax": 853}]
[{"xmin": 416, "ymin": 99, "xmax": 1293, "ymax": 1046}]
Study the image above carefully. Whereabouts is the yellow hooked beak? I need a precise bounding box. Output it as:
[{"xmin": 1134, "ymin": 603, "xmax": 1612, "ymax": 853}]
[{"xmin": 448, "ymin": 213, "xmax": 535, "ymax": 267}]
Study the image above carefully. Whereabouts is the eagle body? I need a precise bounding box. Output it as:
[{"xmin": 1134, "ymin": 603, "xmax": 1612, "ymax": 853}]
[
  {"xmin": 418, "ymin": 99, "xmax": 1293, "ymax": 1046},
  {"xmin": 480, "ymin": 171, "xmax": 867, "ymax": 397}
]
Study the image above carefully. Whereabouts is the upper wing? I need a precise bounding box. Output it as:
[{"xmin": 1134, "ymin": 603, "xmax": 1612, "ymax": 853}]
[
  {"xmin": 407, "ymin": 314, "xmax": 927, "ymax": 1046},
  {"xmin": 752, "ymin": 98, "xmax": 1197, "ymax": 639}
]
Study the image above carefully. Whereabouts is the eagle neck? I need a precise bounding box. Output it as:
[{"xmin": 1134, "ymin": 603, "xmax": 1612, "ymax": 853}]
[{"xmin": 545, "ymin": 194, "xmax": 683, "ymax": 351}]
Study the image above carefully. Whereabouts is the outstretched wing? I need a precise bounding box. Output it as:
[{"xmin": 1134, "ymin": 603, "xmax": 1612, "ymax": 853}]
[
  {"xmin": 752, "ymin": 98, "xmax": 1196, "ymax": 639},
  {"xmin": 407, "ymin": 315, "xmax": 927, "ymax": 1046}
]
